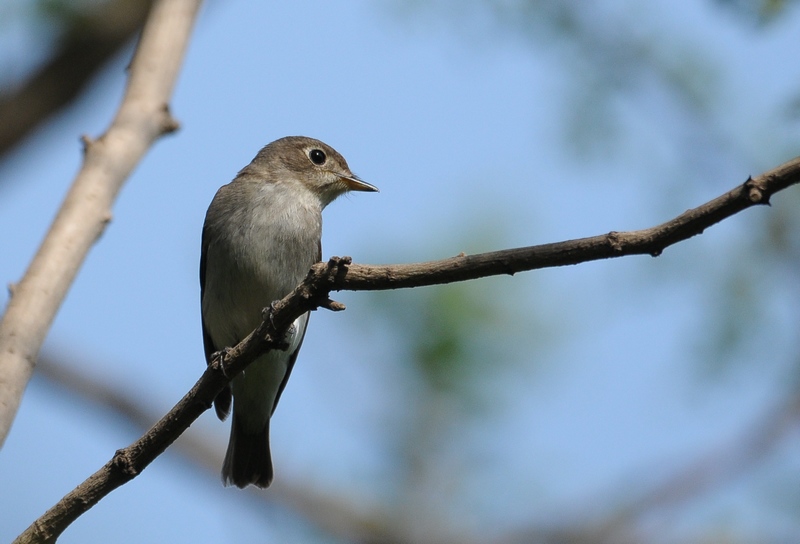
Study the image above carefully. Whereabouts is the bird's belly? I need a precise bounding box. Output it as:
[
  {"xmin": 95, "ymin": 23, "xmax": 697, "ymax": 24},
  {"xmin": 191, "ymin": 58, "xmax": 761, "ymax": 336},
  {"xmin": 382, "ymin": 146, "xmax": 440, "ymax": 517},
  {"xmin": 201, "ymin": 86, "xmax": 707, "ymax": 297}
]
[{"xmin": 232, "ymin": 349, "xmax": 287, "ymax": 431}]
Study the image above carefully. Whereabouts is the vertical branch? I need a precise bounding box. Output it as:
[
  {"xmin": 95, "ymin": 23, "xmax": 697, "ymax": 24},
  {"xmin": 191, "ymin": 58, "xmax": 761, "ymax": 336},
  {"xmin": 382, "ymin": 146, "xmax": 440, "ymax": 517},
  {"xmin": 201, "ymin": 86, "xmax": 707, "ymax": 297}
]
[
  {"xmin": 0, "ymin": 0, "xmax": 155, "ymax": 160},
  {"xmin": 0, "ymin": 0, "xmax": 204, "ymax": 448}
]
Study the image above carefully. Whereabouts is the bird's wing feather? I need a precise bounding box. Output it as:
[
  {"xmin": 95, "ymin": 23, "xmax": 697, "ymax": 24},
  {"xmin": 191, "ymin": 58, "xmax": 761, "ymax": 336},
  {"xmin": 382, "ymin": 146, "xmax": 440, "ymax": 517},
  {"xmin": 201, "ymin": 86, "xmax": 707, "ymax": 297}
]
[
  {"xmin": 271, "ymin": 317, "xmax": 307, "ymax": 415},
  {"xmin": 199, "ymin": 223, "xmax": 215, "ymax": 362},
  {"xmin": 200, "ymin": 220, "xmax": 232, "ymax": 420},
  {"xmin": 271, "ymin": 241, "xmax": 320, "ymax": 414}
]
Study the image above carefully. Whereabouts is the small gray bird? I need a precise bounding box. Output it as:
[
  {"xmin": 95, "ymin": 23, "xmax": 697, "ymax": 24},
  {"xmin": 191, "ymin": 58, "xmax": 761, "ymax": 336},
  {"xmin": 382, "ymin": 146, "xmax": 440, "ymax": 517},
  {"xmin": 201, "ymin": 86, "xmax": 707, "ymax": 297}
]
[{"xmin": 201, "ymin": 136, "xmax": 378, "ymax": 488}]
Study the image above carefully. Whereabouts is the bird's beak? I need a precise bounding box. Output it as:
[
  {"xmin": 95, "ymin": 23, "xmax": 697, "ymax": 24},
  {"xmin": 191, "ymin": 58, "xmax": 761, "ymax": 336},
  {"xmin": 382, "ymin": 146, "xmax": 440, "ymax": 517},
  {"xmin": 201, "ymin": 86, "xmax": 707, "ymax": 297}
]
[{"xmin": 340, "ymin": 174, "xmax": 379, "ymax": 192}]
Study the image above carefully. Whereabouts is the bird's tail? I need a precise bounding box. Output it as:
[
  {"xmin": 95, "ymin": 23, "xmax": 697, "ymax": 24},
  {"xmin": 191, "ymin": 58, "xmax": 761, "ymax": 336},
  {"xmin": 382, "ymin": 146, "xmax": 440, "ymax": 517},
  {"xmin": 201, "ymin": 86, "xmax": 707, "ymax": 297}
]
[{"xmin": 222, "ymin": 414, "xmax": 273, "ymax": 488}]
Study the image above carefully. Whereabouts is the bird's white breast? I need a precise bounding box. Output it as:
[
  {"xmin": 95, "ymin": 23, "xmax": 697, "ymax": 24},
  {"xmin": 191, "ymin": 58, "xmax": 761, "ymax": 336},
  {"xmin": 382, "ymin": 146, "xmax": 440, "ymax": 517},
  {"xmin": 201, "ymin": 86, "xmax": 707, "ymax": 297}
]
[{"xmin": 202, "ymin": 181, "xmax": 321, "ymax": 349}]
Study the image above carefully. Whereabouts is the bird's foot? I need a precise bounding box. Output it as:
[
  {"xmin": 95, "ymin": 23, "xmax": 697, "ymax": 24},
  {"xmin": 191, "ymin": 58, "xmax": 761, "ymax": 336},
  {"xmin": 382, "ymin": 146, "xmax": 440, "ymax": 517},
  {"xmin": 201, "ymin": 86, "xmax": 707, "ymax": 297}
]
[
  {"xmin": 261, "ymin": 300, "xmax": 281, "ymax": 324},
  {"xmin": 211, "ymin": 346, "xmax": 235, "ymax": 378},
  {"xmin": 261, "ymin": 301, "xmax": 293, "ymax": 351}
]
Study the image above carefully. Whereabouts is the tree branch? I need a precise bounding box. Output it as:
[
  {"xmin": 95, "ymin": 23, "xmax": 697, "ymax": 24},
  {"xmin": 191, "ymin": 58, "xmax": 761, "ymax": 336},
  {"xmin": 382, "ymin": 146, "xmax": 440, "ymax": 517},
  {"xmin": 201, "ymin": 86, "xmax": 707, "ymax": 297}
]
[
  {"xmin": 0, "ymin": 0, "xmax": 154, "ymax": 161},
  {"xmin": 13, "ymin": 154, "xmax": 800, "ymax": 543},
  {"xmin": 0, "ymin": 0, "xmax": 202, "ymax": 451},
  {"xmin": 320, "ymin": 164, "xmax": 799, "ymax": 291},
  {"xmin": 33, "ymin": 354, "xmax": 407, "ymax": 544}
]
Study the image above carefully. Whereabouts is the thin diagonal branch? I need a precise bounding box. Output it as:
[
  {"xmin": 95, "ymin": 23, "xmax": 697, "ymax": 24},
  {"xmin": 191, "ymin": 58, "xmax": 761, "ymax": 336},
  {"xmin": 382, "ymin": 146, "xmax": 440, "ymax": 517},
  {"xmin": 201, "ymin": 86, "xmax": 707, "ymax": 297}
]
[
  {"xmin": 34, "ymin": 354, "xmax": 406, "ymax": 544},
  {"xmin": 0, "ymin": 0, "xmax": 202, "ymax": 454},
  {"xmin": 14, "ymin": 154, "xmax": 800, "ymax": 543},
  {"xmin": 319, "ymin": 163, "xmax": 800, "ymax": 291}
]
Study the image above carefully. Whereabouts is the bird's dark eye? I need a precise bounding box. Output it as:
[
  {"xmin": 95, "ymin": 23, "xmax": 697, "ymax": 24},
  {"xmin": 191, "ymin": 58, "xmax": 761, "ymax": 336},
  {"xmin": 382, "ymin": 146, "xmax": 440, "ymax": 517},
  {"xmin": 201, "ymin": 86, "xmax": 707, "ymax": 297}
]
[{"xmin": 309, "ymin": 149, "xmax": 326, "ymax": 165}]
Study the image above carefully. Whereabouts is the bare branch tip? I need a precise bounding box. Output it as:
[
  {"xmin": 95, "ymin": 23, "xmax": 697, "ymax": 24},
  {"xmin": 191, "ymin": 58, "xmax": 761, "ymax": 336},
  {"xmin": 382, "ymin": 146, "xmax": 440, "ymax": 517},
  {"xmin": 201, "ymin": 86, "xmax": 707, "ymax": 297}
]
[
  {"xmin": 744, "ymin": 176, "xmax": 770, "ymax": 205},
  {"xmin": 162, "ymin": 117, "xmax": 180, "ymax": 135},
  {"xmin": 749, "ymin": 188, "xmax": 769, "ymax": 205},
  {"xmin": 7, "ymin": 282, "xmax": 17, "ymax": 298},
  {"xmin": 112, "ymin": 449, "xmax": 137, "ymax": 477},
  {"xmin": 606, "ymin": 231, "xmax": 624, "ymax": 252},
  {"xmin": 79, "ymin": 134, "xmax": 95, "ymax": 154},
  {"xmin": 160, "ymin": 105, "xmax": 180, "ymax": 135},
  {"xmin": 320, "ymin": 298, "xmax": 346, "ymax": 312}
]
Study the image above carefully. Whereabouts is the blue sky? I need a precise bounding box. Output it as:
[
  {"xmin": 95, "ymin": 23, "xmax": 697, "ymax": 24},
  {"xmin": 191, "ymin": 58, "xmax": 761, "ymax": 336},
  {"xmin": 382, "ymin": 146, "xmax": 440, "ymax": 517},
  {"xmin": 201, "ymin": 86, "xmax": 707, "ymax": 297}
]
[{"xmin": 2, "ymin": 1, "xmax": 800, "ymax": 542}]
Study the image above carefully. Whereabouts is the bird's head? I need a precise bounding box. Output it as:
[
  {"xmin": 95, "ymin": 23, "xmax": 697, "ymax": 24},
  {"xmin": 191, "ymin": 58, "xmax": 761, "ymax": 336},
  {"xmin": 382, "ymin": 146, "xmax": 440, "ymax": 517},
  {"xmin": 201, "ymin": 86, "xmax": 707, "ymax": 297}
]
[{"xmin": 244, "ymin": 136, "xmax": 378, "ymax": 207}]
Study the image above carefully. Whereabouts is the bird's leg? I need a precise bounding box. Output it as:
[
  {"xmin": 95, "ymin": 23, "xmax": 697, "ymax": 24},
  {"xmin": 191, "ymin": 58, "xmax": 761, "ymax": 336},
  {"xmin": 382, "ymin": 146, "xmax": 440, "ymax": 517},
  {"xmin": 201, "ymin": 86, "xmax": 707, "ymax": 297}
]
[
  {"xmin": 261, "ymin": 301, "xmax": 292, "ymax": 351},
  {"xmin": 211, "ymin": 346, "xmax": 235, "ymax": 378},
  {"xmin": 261, "ymin": 301, "xmax": 280, "ymax": 325}
]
